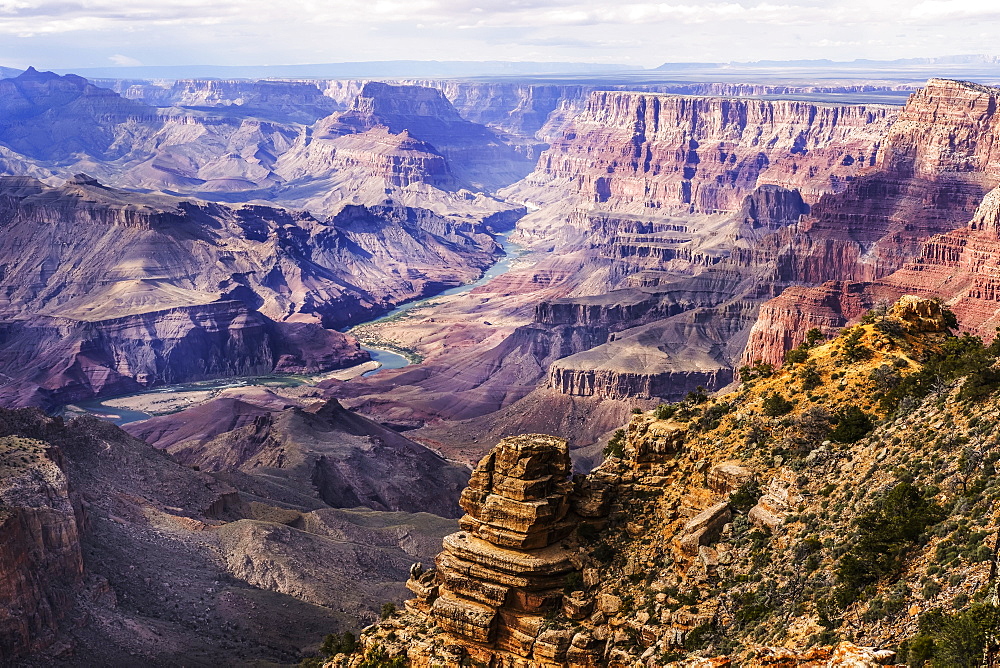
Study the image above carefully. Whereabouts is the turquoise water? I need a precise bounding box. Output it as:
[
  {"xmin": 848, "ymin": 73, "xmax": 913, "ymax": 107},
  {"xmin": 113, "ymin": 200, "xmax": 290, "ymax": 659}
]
[
  {"xmin": 67, "ymin": 375, "xmax": 310, "ymax": 426},
  {"xmin": 66, "ymin": 230, "xmax": 524, "ymax": 424},
  {"xmin": 357, "ymin": 230, "xmax": 523, "ymax": 376}
]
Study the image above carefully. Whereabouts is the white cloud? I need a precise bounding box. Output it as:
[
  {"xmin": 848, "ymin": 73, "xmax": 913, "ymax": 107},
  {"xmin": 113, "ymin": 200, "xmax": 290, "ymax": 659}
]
[
  {"xmin": 910, "ymin": 0, "xmax": 1000, "ymax": 20},
  {"xmin": 0, "ymin": 0, "xmax": 998, "ymax": 69},
  {"xmin": 108, "ymin": 53, "xmax": 141, "ymax": 66}
]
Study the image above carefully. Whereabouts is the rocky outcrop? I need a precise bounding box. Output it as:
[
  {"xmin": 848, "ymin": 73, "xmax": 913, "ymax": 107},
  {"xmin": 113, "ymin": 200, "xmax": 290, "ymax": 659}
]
[
  {"xmin": 342, "ymin": 302, "xmax": 977, "ymax": 666},
  {"xmin": 740, "ymin": 282, "xmax": 877, "ymax": 367},
  {"xmin": 279, "ymin": 124, "xmax": 455, "ymax": 189},
  {"xmin": 546, "ymin": 299, "xmax": 756, "ymax": 401},
  {"xmin": 312, "ymin": 82, "xmax": 533, "ymax": 191},
  {"xmin": 0, "ymin": 71, "xmax": 527, "ymax": 223},
  {"xmin": 0, "ymin": 300, "xmax": 370, "ymax": 408},
  {"xmin": 387, "ymin": 435, "xmax": 605, "ymax": 664},
  {"xmin": 404, "ymin": 80, "xmax": 914, "ymax": 145},
  {"xmin": 129, "ymin": 398, "xmax": 470, "ymax": 518},
  {"xmin": 0, "ymin": 432, "xmax": 84, "ymax": 658}
]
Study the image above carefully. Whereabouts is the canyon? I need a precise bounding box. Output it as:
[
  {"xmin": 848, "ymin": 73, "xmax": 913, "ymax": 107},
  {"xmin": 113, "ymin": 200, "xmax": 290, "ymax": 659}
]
[{"xmin": 6, "ymin": 64, "xmax": 1000, "ymax": 666}]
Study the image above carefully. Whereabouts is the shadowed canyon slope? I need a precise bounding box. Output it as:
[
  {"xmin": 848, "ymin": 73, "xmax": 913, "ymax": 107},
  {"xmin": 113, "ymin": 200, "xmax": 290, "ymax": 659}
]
[
  {"xmin": 0, "ymin": 405, "xmax": 462, "ymax": 665},
  {"xmin": 0, "ymin": 174, "xmax": 505, "ymax": 407}
]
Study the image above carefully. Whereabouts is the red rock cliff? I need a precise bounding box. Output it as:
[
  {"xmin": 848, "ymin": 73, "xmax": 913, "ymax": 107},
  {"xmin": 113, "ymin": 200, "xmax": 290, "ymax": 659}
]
[
  {"xmin": 508, "ymin": 92, "xmax": 895, "ymax": 214},
  {"xmin": 743, "ymin": 79, "xmax": 1000, "ymax": 366}
]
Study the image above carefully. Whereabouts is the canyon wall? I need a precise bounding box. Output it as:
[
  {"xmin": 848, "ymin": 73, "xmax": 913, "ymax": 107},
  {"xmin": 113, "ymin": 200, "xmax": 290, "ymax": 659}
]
[
  {"xmin": 0, "ymin": 429, "xmax": 84, "ymax": 659},
  {"xmin": 743, "ymin": 79, "xmax": 1000, "ymax": 366},
  {"xmin": 0, "ymin": 175, "xmax": 510, "ymax": 407},
  {"xmin": 506, "ymin": 92, "xmax": 896, "ymax": 216}
]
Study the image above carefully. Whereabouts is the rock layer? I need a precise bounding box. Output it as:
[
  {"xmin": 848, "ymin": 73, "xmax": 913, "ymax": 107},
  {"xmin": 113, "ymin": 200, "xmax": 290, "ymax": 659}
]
[
  {"xmin": 744, "ymin": 79, "xmax": 1000, "ymax": 365},
  {"xmin": 397, "ymin": 435, "xmax": 605, "ymax": 664},
  {"xmin": 506, "ymin": 92, "xmax": 895, "ymax": 215},
  {"xmin": 0, "ymin": 431, "xmax": 84, "ymax": 658}
]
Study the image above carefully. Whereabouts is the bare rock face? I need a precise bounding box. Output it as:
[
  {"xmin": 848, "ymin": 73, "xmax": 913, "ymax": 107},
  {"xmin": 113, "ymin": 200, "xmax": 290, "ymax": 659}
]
[
  {"xmin": 398, "ymin": 435, "xmax": 601, "ymax": 664},
  {"xmin": 748, "ymin": 642, "xmax": 897, "ymax": 667},
  {"xmin": 744, "ymin": 79, "xmax": 1000, "ymax": 365},
  {"xmin": 0, "ymin": 430, "xmax": 84, "ymax": 659},
  {"xmin": 313, "ymin": 82, "xmax": 534, "ymax": 191},
  {"xmin": 131, "ymin": 398, "xmax": 470, "ymax": 518},
  {"xmin": 505, "ymin": 91, "xmax": 894, "ymax": 215},
  {"xmin": 458, "ymin": 434, "xmax": 575, "ymax": 549},
  {"xmin": 783, "ymin": 78, "xmax": 1000, "ymax": 283},
  {"xmin": 740, "ymin": 281, "xmax": 877, "ymax": 367}
]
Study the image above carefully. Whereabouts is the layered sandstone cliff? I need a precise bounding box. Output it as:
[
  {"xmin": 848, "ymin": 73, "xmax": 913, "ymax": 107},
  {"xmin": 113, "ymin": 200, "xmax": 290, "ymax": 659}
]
[
  {"xmin": 346, "ymin": 434, "xmax": 611, "ymax": 665},
  {"xmin": 505, "ymin": 92, "xmax": 895, "ymax": 216},
  {"xmin": 743, "ymin": 79, "xmax": 1000, "ymax": 366}
]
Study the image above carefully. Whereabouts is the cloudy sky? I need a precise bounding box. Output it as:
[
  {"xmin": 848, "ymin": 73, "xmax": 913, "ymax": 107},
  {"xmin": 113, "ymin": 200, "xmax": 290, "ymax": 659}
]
[{"xmin": 1, "ymin": 0, "xmax": 999, "ymax": 69}]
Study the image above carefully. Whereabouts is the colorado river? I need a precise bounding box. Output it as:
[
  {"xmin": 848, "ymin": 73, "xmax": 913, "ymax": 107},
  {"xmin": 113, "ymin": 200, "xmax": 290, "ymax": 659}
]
[
  {"xmin": 66, "ymin": 229, "xmax": 524, "ymax": 425},
  {"xmin": 352, "ymin": 229, "xmax": 523, "ymax": 375}
]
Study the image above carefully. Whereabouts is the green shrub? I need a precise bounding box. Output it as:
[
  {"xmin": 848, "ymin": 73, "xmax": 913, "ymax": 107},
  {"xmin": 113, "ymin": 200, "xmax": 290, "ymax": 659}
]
[
  {"xmin": 321, "ymin": 631, "xmax": 357, "ymax": 656},
  {"xmin": 762, "ymin": 392, "xmax": 794, "ymax": 417},
  {"xmin": 563, "ymin": 571, "xmax": 583, "ymax": 594},
  {"xmin": 740, "ymin": 361, "xmax": 775, "ymax": 382},
  {"xmin": 829, "ymin": 405, "xmax": 874, "ymax": 443},
  {"xmin": 882, "ymin": 333, "xmax": 1000, "ymax": 411},
  {"xmin": 870, "ymin": 364, "xmax": 902, "ymax": 391},
  {"xmin": 842, "ymin": 327, "xmax": 873, "ymax": 362},
  {"xmin": 697, "ymin": 402, "xmax": 732, "ymax": 430},
  {"xmin": 603, "ymin": 429, "xmax": 626, "ymax": 458},
  {"xmin": 957, "ymin": 367, "xmax": 1000, "ymax": 401},
  {"xmin": 685, "ymin": 622, "xmax": 713, "ymax": 649},
  {"xmin": 799, "ymin": 361, "xmax": 823, "ymax": 391},
  {"xmin": 898, "ymin": 604, "xmax": 1000, "ymax": 667},
  {"xmin": 730, "ymin": 479, "xmax": 763, "ymax": 514},
  {"xmin": 785, "ymin": 347, "xmax": 809, "ymax": 365},
  {"xmin": 654, "ymin": 404, "xmax": 677, "ymax": 420},
  {"xmin": 834, "ymin": 482, "xmax": 943, "ymax": 608},
  {"xmin": 358, "ymin": 644, "xmax": 406, "ymax": 668}
]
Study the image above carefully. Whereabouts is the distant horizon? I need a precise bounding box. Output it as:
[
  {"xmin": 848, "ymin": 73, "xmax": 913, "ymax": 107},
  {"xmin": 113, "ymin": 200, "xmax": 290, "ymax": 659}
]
[
  {"xmin": 3, "ymin": 1, "xmax": 1000, "ymax": 72},
  {"xmin": 0, "ymin": 53, "xmax": 996, "ymax": 84}
]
